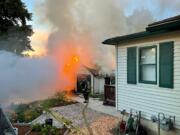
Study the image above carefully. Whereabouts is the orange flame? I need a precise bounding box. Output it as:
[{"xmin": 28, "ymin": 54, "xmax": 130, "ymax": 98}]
[
  {"xmin": 51, "ymin": 38, "xmax": 105, "ymax": 95},
  {"xmin": 64, "ymin": 55, "xmax": 80, "ymax": 73}
]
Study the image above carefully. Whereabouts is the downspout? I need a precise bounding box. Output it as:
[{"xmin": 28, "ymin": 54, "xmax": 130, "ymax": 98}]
[{"xmin": 115, "ymin": 44, "xmax": 118, "ymax": 110}]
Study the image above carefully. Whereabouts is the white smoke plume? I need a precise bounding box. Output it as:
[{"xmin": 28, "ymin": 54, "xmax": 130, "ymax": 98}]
[
  {"xmin": 36, "ymin": 0, "xmax": 154, "ymax": 73},
  {"xmin": 0, "ymin": 51, "xmax": 58, "ymax": 104}
]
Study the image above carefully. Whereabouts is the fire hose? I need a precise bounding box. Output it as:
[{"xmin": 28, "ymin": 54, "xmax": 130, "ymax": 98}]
[
  {"xmin": 45, "ymin": 108, "xmax": 83, "ymax": 135},
  {"xmin": 45, "ymin": 103, "xmax": 94, "ymax": 135},
  {"xmin": 82, "ymin": 102, "xmax": 94, "ymax": 135}
]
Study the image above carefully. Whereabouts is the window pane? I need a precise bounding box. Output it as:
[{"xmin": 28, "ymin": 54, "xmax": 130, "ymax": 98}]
[
  {"xmin": 141, "ymin": 65, "xmax": 156, "ymax": 82},
  {"xmin": 141, "ymin": 47, "xmax": 156, "ymax": 64}
]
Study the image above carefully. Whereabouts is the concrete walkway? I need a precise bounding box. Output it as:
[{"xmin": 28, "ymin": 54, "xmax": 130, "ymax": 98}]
[{"xmin": 75, "ymin": 96, "xmax": 120, "ymax": 118}]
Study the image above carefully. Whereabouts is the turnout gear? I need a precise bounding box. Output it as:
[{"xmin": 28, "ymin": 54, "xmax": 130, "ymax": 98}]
[{"xmin": 81, "ymin": 80, "xmax": 89, "ymax": 103}]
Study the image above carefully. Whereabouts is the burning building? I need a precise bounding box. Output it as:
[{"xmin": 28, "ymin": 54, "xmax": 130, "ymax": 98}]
[
  {"xmin": 76, "ymin": 65, "xmax": 116, "ymax": 106},
  {"xmin": 76, "ymin": 66, "xmax": 104, "ymax": 94}
]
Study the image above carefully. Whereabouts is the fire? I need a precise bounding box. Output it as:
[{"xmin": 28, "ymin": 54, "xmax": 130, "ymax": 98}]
[
  {"xmin": 52, "ymin": 39, "xmax": 99, "ymax": 95},
  {"xmin": 72, "ymin": 56, "xmax": 79, "ymax": 62},
  {"xmin": 64, "ymin": 55, "xmax": 80, "ymax": 73},
  {"xmin": 61, "ymin": 55, "xmax": 81, "ymax": 98},
  {"xmin": 53, "ymin": 50, "xmax": 82, "ymax": 95}
]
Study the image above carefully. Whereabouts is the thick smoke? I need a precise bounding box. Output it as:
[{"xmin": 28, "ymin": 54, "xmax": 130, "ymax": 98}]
[
  {"xmin": 0, "ymin": 51, "xmax": 58, "ymax": 104},
  {"xmin": 36, "ymin": 0, "xmax": 154, "ymax": 73}
]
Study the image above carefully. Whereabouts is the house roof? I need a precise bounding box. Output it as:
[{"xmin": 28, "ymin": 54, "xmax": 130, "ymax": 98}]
[
  {"xmin": 148, "ymin": 15, "xmax": 180, "ymax": 28},
  {"xmin": 85, "ymin": 66, "xmax": 99, "ymax": 76},
  {"xmin": 103, "ymin": 15, "xmax": 180, "ymax": 45}
]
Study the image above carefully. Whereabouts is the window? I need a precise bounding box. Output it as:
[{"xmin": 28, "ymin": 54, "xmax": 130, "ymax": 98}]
[{"xmin": 139, "ymin": 46, "xmax": 157, "ymax": 84}]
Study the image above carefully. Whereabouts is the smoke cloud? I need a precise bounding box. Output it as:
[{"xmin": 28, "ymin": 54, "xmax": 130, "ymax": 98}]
[
  {"xmin": 36, "ymin": 0, "xmax": 154, "ymax": 73},
  {"xmin": 0, "ymin": 51, "xmax": 59, "ymax": 104}
]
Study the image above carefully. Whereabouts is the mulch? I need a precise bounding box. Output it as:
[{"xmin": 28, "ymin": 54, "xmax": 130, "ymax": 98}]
[{"xmin": 80, "ymin": 116, "xmax": 119, "ymax": 135}]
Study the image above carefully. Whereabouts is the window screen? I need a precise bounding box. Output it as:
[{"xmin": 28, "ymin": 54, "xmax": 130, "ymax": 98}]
[{"xmin": 139, "ymin": 46, "xmax": 157, "ymax": 84}]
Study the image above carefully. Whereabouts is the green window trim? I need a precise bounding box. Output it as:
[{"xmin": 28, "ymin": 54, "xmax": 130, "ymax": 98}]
[
  {"xmin": 159, "ymin": 41, "xmax": 174, "ymax": 88},
  {"xmin": 127, "ymin": 47, "xmax": 137, "ymax": 84},
  {"xmin": 139, "ymin": 45, "xmax": 157, "ymax": 85}
]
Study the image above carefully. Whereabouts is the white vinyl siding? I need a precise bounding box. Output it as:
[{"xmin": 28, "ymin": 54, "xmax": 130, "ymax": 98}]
[{"xmin": 116, "ymin": 38, "xmax": 180, "ymax": 129}]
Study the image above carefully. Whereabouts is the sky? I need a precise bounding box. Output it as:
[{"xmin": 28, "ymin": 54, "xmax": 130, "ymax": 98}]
[
  {"xmin": 22, "ymin": 0, "xmax": 50, "ymax": 56},
  {"xmin": 22, "ymin": 0, "xmax": 180, "ymax": 56}
]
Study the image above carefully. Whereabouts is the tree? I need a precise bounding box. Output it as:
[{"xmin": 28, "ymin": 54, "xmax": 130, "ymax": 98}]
[{"xmin": 0, "ymin": 0, "xmax": 33, "ymax": 55}]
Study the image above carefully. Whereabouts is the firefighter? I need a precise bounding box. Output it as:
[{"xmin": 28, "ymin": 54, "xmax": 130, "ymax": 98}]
[{"xmin": 81, "ymin": 79, "xmax": 89, "ymax": 103}]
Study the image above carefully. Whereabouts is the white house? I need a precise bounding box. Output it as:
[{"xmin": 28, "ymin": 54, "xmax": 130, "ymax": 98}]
[{"xmin": 103, "ymin": 15, "xmax": 180, "ymax": 132}]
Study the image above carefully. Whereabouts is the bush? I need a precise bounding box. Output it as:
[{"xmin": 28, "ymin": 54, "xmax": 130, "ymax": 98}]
[
  {"xmin": 24, "ymin": 109, "xmax": 41, "ymax": 122},
  {"xmin": 10, "ymin": 103, "xmax": 42, "ymax": 123},
  {"xmin": 41, "ymin": 91, "xmax": 68, "ymax": 108},
  {"xmin": 32, "ymin": 124, "xmax": 42, "ymax": 131},
  {"xmin": 32, "ymin": 124, "xmax": 60, "ymax": 135},
  {"xmin": 10, "ymin": 91, "xmax": 73, "ymax": 123}
]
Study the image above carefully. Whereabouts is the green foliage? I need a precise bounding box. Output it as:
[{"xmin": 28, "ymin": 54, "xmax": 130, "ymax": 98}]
[
  {"xmin": 14, "ymin": 104, "xmax": 29, "ymax": 122},
  {"xmin": 41, "ymin": 91, "xmax": 68, "ymax": 109},
  {"xmin": 10, "ymin": 91, "xmax": 74, "ymax": 123},
  {"xmin": 41, "ymin": 125, "xmax": 60, "ymax": 135},
  {"xmin": 32, "ymin": 124, "xmax": 42, "ymax": 132},
  {"xmin": 32, "ymin": 124, "xmax": 60, "ymax": 135},
  {"xmin": 0, "ymin": 0, "xmax": 33, "ymax": 54},
  {"xmin": 24, "ymin": 109, "xmax": 41, "ymax": 122},
  {"xmin": 12, "ymin": 103, "xmax": 42, "ymax": 123}
]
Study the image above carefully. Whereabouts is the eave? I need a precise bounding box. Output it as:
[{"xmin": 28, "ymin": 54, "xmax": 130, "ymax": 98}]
[
  {"xmin": 102, "ymin": 30, "xmax": 169, "ymax": 45},
  {"xmin": 102, "ymin": 15, "xmax": 180, "ymax": 45}
]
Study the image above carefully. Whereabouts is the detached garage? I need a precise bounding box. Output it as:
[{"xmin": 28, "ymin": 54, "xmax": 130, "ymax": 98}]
[{"xmin": 103, "ymin": 15, "xmax": 180, "ymax": 131}]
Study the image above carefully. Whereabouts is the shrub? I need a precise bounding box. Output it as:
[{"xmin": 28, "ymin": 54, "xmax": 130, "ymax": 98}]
[
  {"xmin": 41, "ymin": 91, "xmax": 68, "ymax": 108},
  {"xmin": 32, "ymin": 124, "xmax": 60, "ymax": 135},
  {"xmin": 10, "ymin": 91, "xmax": 73, "ymax": 123},
  {"xmin": 32, "ymin": 124, "xmax": 42, "ymax": 131},
  {"xmin": 24, "ymin": 109, "xmax": 41, "ymax": 122}
]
